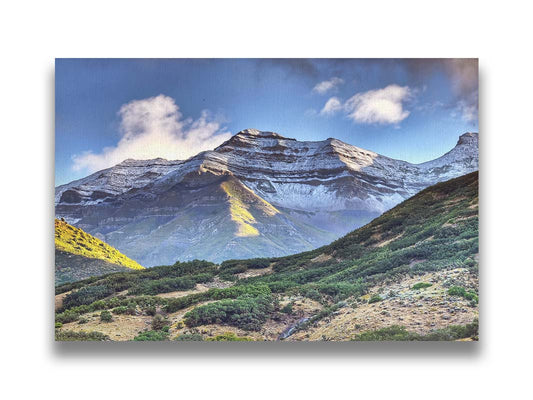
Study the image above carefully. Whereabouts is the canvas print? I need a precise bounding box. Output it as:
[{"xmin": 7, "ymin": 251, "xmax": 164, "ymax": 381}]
[{"xmin": 54, "ymin": 59, "xmax": 479, "ymax": 341}]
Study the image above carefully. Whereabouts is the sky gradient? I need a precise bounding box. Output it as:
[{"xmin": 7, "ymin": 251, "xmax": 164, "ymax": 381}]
[{"xmin": 55, "ymin": 58, "xmax": 478, "ymax": 185}]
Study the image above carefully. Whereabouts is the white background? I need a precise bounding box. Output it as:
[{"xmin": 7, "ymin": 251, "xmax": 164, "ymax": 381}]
[{"xmin": 1, "ymin": 1, "xmax": 531, "ymax": 398}]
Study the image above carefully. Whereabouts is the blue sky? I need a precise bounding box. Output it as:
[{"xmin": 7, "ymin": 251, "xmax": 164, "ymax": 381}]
[{"xmin": 55, "ymin": 58, "xmax": 478, "ymax": 185}]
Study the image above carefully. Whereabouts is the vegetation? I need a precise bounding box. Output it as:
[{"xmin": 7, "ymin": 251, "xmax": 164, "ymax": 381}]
[
  {"xmin": 280, "ymin": 302, "xmax": 293, "ymax": 314},
  {"xmin": 55, "ymin": 219, "xmax": 143, "ymax": 270},
  {"xmin": 448, "ymin": 286, "xmax": 478, "ymax": 303},
  {"xmin": 368, "ymin": 294, "xmax": 382, "ymax": 304},
  {"xmin": 55, "ymin": 330, "xmax": 110, "ymax": 341},
  {"xmin": 55, "ymin": 172, "xmax": 479, "ymax": 341},
  {"xmin": 206, "ymin": 332, "xmax": 254, "ymax": 341},
  {"xmin": 176, "ymin": 333, "xmax": 203, "ymax": 341},
  {"xmin": 133, "ymin": 330, "xmax": 169, "ymax": 341},
  {"xmin": 56, "ymin": 295, "xmax": 168, "ymax": 323},
  {"xmin": 56, "ymin": 260, "xmax": 216, "ymax": 297},
  {"xmin": 151, "ymin": 314, "xmax": 168, "ymax": 331},
  {"xmin": 175, "ymin": 333, "xmax": 204, "ymax": 341},
  {"xmin": 184, "ymin": 294, "xmax": 274, "ymax": 331},
  {"xmin": 100, "ymin": 310, "xmax": 113, "ymax": 322},
  {"xmin": 412, "ymin": 282, "xmax": 432, "ymax": 290},
  {"xmin": 352, "ymin": 319, "xmax": 478, "ymax": 341}
]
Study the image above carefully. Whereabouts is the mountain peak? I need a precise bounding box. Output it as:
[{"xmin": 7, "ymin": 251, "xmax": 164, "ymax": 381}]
[
  {"xmin": 457, "ymin": 132, "xmax": 478, "ymax": 146},
  {"xmin": 235, "ymin": 129, "xmax": 288, "ymax": 140}
]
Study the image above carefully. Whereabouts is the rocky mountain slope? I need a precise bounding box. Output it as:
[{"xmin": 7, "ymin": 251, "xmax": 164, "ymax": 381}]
[
  {"xmin": 55, "ymin": 172, "xmax": 478, "ymax": 341},
  {"xmin": 55, "ymin": 129, "xmax": 478, "ymax": 265},
  {"xmin": 55, "ymin": 219, "xmax": 144, "ymax": 284}
]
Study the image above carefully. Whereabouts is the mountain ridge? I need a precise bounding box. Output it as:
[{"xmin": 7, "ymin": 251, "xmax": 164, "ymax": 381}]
[{"xmin": 55, "ymin": 130, "xmax": 478, "ymax": 265}]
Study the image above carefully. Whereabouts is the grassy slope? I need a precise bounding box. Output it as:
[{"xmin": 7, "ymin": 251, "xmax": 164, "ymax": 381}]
[
  {"xmin": 55, "ymin": 172, "xmax": 478, "ymax": 341},
  {"xmin": 55, "ymin": 219, "xmax": 144, "ymax": 281}
]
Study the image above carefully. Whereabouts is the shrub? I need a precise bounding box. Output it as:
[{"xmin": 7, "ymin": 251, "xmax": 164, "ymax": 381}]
[
  {"xmin": 368, "ymin": 294, "xmax": 382, "ymax": 304},
  {"xmin": 55, "ymin": 322, "xmax": 63, "ymax": 329},
  {"xmin": 353, "ymin": 326, "xmax": 418, "ymax": 341},
  {"xmin": 281, "ymin": 303, "xmax": 293, "ymax": 314},
  {"xmin": 151, "ymin": 314, "xmax": 167, "ymax": 330},
  {"xmin": 448, "ymin": 286, "xmax": 478, "ymax": 303},
  {"xmin": 55, "ymin": 330, "xmax": 109, "ymax": 341},
  {"xmin": 133, "ymin": 330, "xmax": 169, "ymax": 341},
  {"xmin": 206, "ymin": 332, "xmax": 253, "ymax": 341},
  {"xmin": 412, "ymin": 282, "xmax": 432, "ymax": 290},
  {"xmin": 352, "ymin": 319, "xmax": 479, "ymax": 341},
  {"xmin": 61, "ymin": 285, "xmax": 114, "ymax": 311},
  {"xmin": 145, "ymin": 306, "xmax": 157, "ymax": 316},
  {"xmin": 184, "ymin": 294, "xmax": 274, "ymax": 331},
  {"xmin": 112, "ymin": 306, "xmax": 128, "ymax": 314},
  {"xmin": 56, "ymin": 310, "xmax": 79, "ymax": 324},
  {"xmin": 175, "ymin": 333, "xmax": 204, "ymax": 341},
  {"xmin": 100, "ymin": 310, "xmax": 113, "ymax": 322}
]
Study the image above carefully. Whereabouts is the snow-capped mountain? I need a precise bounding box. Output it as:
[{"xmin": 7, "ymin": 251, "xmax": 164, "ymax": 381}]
[
  {"xmin": 55, "ymin": 129, "xmax": 478, "ymax": 265},
  {"xmin": 55, "ymin": 158, "xmax": 183, "ymax": 206}
]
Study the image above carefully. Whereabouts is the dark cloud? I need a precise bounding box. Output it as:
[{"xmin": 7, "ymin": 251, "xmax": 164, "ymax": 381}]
[
  {"xmin": 402, "ymin": 58, "xmax": 478, "ymax": 97},
  {"xmin": 402, "ymin": 59, "xmax": 478, "ymax": 122},
  {"xmin": 256, "ymin": 59, "xmax": 319, "ymax": 79}
]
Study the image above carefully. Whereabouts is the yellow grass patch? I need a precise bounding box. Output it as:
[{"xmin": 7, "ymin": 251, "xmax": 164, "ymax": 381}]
[{"xmin": 55, "ymin": 219, "xmax": 144, "ymax": 270}]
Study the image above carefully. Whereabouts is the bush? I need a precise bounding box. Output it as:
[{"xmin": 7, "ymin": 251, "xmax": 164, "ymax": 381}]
[
  {"xmin": 133, "ymin": 330, "xmax": 169, "ymax": 341},
  {"xmin": 151, "ymin": 314, "xmax": 167, "ymax": 330},
  {"xmin": 281, "ymin": 303, "xmax": 293, "ymax": 314},
  {"xmin": 448, "ymin": 286, "xmax": 478, "ymax": 303},
  {"xmin": 206, "ymin": 332, "xmax": 253, "ymax": 341},
  {"xmin": 100, "ymin": 310, "xmax": 113, "ymax": 322},
  {"xmin": 61, "ymin": 285, "xmax": 114, "ymax": 311},
  {"xmin": 352, "ymin": 319, "xmax": 479, "ymax": 341},
  {"xmin": 56, "ymin": 310, "xmax": 80, "ymax": 324},
  {"xmin": 145, "ymin": 306, "xmax": 157, "ymax": 316},
  {"xmin": 353, "ymin": 325, "xmax": 418, "ymax": 341},
  {"xmin": 412, "ymin": 282, "xmax": 432, "ymax": 290},
  {"xmin": 368, "ymin": 294, "xmax": 382, "ymax": 304},
  {"xmin": 165, "ymin": 285, "xmax": 271, "ymax": 313},
  {"xmin": 175, "ymin": 333, "xmax": 204, "ymax": 341},
  {"xmin": 55, "ymin": 322, "xmax": 63, "ymax": 329},
  {"xmin": 55, "ymin": 330, "xmax": 109, "ymax": 341},
  {"xmin": 184, "ymin": 294, "xmax": 274, "ymax": 331}
]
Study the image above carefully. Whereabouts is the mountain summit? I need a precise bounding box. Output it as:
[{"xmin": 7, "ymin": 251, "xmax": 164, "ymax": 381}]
[{"xmin": 55, "ymin": 130, "xmax": 478, "ymax": 265}]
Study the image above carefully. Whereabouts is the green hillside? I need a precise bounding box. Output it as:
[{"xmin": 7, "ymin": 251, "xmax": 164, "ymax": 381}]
[
  {"xmin": 55, "ymin": 219, "xmax": 144, "ymax": 284},
  {"xmin": 55, "ymin": 172, "xmax": 478, "ymax": 341}
]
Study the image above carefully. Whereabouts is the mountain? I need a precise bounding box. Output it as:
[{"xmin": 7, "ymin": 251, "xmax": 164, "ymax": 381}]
[
  {"xmin": 55, "ymin": 219, "xmax": 144, "ymax": 285},
  {"xmin": 55, "ymin": 172, "xmax": 478, "ymax": 341},
  {"xmin": 55, "ymin": 129, "xmax": 478, "ymax": 265}
]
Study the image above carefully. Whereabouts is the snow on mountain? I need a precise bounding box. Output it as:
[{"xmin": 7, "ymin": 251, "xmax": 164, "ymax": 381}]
[
  {"xmin": 55, "ymin": 158, "xmax": 183, "ymax": 206},
  {"xmin": 55, "ymin": 129, "xmax": 478, "ymax": 265}
]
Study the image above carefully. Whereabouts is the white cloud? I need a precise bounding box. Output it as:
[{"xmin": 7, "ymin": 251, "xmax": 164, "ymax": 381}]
[
  {"xmin": 320, "ymin": 97, "xmax": 343, "ymax": 116},
  {"xmin": 312, "ymin": 77, "xmax": 344, "ymax": 94},
  {"xmin": 344, "ymin": 84, "xmax": 412, "ymax": 124},
  {"xmin": 72, "ymin": 94, "xmax": 231, "ymax": 173}
]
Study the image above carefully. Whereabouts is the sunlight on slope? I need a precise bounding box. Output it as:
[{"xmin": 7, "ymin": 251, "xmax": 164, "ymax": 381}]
[
  {"xmin": 55, "ymin": 219, "xmax": 144, "ymax": 269},
  {"xmin": 220, "ymin": 180, "xmax": 281, "ymax": 237},
  {"xmin": 221, "ymin": 181, "xmax": 259, "ymax": 236}
]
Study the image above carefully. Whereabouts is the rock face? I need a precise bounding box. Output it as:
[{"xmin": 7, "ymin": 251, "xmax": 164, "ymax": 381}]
[{"xmin": 55, "ymin": 129, "xmax": 478, "ymax": 265}]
